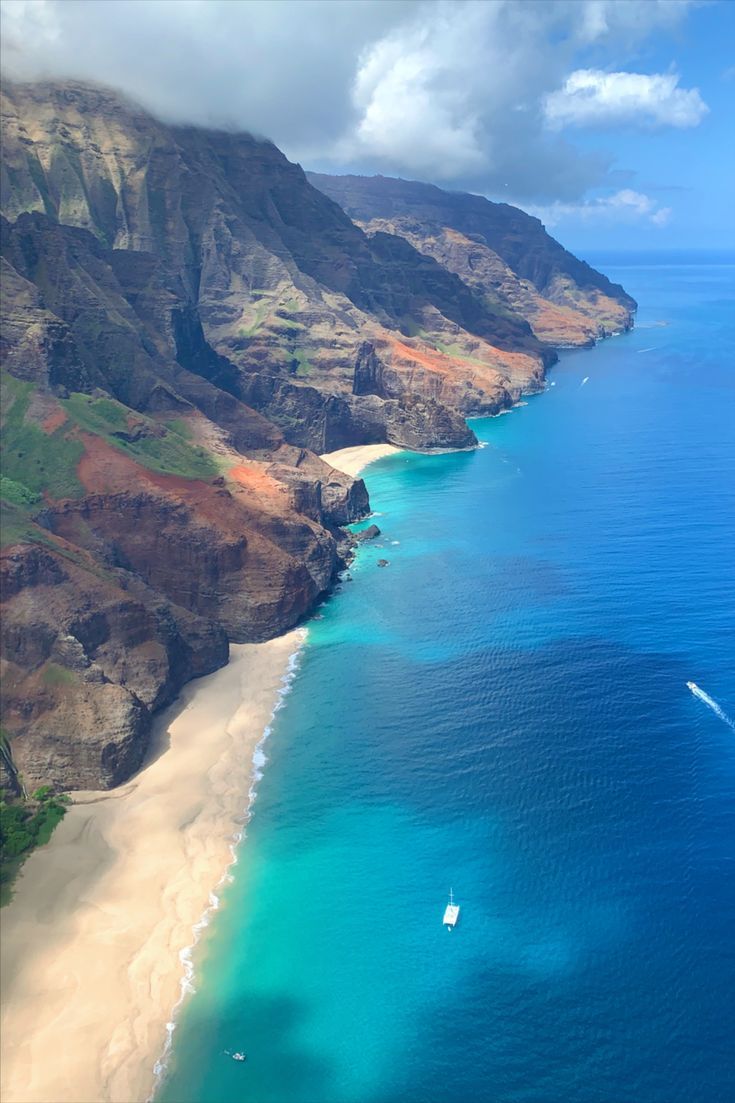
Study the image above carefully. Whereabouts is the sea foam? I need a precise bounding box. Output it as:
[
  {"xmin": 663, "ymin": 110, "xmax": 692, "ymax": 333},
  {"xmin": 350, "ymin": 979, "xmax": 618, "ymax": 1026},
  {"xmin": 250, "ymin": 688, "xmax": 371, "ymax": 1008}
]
[{"xmin": 149, "ymin": 631, "xmax": 307, "ymax": 1097}]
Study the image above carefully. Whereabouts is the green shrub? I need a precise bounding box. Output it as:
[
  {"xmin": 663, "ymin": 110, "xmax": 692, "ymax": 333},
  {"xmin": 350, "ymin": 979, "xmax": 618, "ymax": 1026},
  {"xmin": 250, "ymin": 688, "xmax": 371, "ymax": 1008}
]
[
  {"xmin": 0, "ymin": 805, "xmax": 34, "ymax": 858},
  {"xmin": 0, "ymin": 786, "xmax": 69, "ymax": 900},
  {"xmin": 0, "ymin": 476, "xmax": 41, "ymax": 508}
]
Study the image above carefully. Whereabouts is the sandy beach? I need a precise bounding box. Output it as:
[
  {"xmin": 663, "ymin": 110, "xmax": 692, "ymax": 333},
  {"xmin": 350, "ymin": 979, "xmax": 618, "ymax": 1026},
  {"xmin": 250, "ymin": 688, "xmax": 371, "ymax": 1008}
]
[
  {"xmin": 322, "ymin": 442, "xmax": 400, "ymax": 477},
  {"xmin": 0, "ymin": 447, "xmax": 392, "ymax": 1103},
  {"xmin": 0, "ymin": 631, "xmax": 304, "ymax": 1103}
]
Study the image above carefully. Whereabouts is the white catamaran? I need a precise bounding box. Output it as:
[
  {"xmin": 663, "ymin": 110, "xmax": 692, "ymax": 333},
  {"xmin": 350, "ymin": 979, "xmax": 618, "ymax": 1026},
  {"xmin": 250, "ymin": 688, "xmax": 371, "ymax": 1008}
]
[{"xmin": 443, "ymin": 888, "xmax": 460, "ymax": 930}]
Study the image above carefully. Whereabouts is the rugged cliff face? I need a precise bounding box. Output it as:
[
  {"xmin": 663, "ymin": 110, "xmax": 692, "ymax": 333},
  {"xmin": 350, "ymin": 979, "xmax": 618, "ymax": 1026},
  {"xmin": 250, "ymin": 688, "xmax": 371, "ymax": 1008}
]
[
  {"xmin": 308, "ymin": 173, "xmax": 637, "ymax": 345},
  {"xmin": 1, "ymin": 80, "xmax": 556, "ymax": 440},
  {"xmin": 0, "ymin": 80, "xmax": 635, "ymax": 792}
]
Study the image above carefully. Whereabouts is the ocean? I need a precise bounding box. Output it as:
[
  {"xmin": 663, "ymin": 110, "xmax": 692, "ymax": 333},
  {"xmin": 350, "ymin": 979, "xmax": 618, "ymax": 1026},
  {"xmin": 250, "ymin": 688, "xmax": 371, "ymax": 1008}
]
[{"xmin": 158, "ymin": 258, "xmax": 735, "ymax": 1103}]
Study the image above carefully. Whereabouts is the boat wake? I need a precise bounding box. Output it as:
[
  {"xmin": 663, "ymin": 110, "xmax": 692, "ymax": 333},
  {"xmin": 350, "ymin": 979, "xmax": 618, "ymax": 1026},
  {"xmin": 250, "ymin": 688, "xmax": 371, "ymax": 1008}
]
[{"xmin": 687, "ymin": 681, "xmax": 735, "ymax": 732}]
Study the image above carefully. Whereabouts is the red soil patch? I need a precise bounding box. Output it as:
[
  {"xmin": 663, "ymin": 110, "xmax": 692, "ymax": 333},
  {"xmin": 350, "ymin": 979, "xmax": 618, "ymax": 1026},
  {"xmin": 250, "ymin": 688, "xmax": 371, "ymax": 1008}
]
[
  {"xmin": 41, "ymin": 408, "xmax": 67, "ymax": 434},
  {"xmin": 389, "ymin": 335, "xmax": 529, "ymax": 381},
  {"xmin": 482, "ymin": 345, "xmax": 534, "ymax": 376},
  {"xmin": 443, "ymin": 227, "xmax": 474, "ymax": 245},
  {"xmin": 228, "ymin": 463, "xmax": 288, "ymax": 508},
  {"xmin": 76, "ymin": 433, "xmax": 150, "ymax": 495},
  {"xmin": 388, "ymin": 338, "xmax": 454, "ymax": 375},
  {"xmin": 75, "ymin": 435, "xmax": 295, "ymax": 538},
  {"xmin": 77, "ymin": 433, "xmax": 213, "ymax": 500}
]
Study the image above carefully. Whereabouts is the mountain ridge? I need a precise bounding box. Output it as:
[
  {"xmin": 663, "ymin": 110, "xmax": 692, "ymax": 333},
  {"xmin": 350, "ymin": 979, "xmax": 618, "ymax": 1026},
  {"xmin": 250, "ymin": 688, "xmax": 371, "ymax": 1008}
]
[
  {"xmin": 307, "ymin": 171, "xmax": 636, "ymax": 346},
  {"xmin": 0, "ymin": 80, "xmax": 635, "ymax": 795}
]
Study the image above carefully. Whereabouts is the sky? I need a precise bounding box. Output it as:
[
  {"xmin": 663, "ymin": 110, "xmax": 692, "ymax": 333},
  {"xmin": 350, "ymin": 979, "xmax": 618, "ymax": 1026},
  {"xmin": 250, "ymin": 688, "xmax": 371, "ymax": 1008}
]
[{"xmin": 2, "ymin": 0, "xmax": 733, "ymax": 250}]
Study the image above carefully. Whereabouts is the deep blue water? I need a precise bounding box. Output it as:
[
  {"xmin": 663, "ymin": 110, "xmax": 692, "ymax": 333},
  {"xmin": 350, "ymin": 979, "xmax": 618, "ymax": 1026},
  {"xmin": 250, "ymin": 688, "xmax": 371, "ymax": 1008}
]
[{"xmin": 159, "ymin": 261, "xmax": 735, "ymax": 1103}]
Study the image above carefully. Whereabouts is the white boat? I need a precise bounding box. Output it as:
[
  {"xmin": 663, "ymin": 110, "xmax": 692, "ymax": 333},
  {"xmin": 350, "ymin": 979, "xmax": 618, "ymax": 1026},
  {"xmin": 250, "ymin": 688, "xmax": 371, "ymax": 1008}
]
[
  {"xmin": 443, "ymin": 888, "xmax": 460, "ymax": 930},
  {"xmin": 686, "ymin": 681, "xmax": 698, "ymax": 692}
]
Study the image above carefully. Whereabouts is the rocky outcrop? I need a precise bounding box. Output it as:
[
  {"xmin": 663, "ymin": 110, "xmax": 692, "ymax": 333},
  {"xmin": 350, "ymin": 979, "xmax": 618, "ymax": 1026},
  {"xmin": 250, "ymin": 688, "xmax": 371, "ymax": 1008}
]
[
  {"xmin": 2, "ymin": 80, "xmax": 556, "ymax": 424},
  {"xmin": 0, "ymin": 542, "xmax": 228, "ymax": 790},
  {"xmin": 266, "ymin": 446, "xmax": 369, "ymax": 526},
  {"xmin": 0, "ymin": 80, "xmax": 634, "ymax": 793},
  {"xmin": 355, "ymin": 524, "xmax": 381, "ymax": 542},
  {"xmin": 308, "ymin": 173, "xmax": 637, "ymax": 343},
  {"xmin": 236, "ymin": 368, "xmax": 476, "ymax": 452},
  {"xmin": 37, "ymin": 474, "xmax": 341, "ymax": 641},
  {"xmin": 353, "ymin": 342, "xmax": 390, "ymax": 399}
]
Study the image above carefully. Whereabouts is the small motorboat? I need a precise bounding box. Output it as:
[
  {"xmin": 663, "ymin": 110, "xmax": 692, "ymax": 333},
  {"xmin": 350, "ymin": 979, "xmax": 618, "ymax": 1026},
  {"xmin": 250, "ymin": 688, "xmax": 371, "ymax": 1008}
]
[{"xmin": 232, "ymin": 1052, "xmax": 247, "ymax": 1062}]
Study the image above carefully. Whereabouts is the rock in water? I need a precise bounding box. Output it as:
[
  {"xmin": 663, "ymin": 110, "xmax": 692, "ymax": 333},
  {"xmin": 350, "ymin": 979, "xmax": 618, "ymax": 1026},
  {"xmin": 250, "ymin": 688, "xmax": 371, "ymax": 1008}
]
[{"xmin": 355, "ymin": 525, "xmax": 381, "ymax": 542}]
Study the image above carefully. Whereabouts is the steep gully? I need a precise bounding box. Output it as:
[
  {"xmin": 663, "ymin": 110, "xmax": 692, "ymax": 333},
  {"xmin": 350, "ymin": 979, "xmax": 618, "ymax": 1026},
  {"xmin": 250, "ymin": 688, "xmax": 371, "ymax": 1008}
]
[{"xmin": 0, "ymin": 81, "xmax": 635, "ymax": 792}]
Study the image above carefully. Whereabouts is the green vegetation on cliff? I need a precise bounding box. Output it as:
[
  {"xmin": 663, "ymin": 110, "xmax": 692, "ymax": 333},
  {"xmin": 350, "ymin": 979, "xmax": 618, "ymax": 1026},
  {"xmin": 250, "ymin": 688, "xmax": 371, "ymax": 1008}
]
[
  {"xmin": 0, "ymin": 375, "xmax": 220, "ymax": 527},
  {"xmin": 0, "ymin": 778, "xmax": 70, "ymax": 904},
  {"xmin": 63, "ymin": 394, "xmax": 220, "ymax": 480},
  {"xmin": 0, "ymin": 502, "xmax": 45, "ymax": 547},
  {"xmin": 0, "ymin": 477, "xmax": 41, "ymax": 508},
  {"xmin": 1, "ymin": 373, "xmax": 85, "ymax": 500}
]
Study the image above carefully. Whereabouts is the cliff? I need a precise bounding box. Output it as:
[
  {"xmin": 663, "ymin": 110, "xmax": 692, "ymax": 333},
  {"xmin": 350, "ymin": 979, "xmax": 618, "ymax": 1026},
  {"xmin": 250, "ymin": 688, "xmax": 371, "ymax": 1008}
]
[
  {"xmin": 308, "ymin": 173, "xmax": 637, "ymax": 346},
  {"xmin": 1, "ymin": 80, "xmax": 555, "ymax": 436},
  {"xmin": 1, "ymin": 80, "xmax": 635, "ymax": 792}
]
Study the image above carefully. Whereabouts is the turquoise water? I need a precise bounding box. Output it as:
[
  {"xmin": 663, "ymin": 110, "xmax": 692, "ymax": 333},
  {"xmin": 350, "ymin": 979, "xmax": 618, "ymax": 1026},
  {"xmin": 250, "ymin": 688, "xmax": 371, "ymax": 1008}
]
[{"xmin": 159, "ymin": 260, "xmax": 735, "ymax": 1103}]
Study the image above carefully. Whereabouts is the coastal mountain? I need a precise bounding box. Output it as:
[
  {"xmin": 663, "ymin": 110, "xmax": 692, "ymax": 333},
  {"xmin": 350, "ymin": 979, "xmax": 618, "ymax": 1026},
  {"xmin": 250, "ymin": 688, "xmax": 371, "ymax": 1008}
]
[
  {"xmin": 0, "ymin": 80, "xmax": 636, "ymax": 794},
  {"xmin": 308, "ymin": 173, "xmax": 637, "ymax": 346}
]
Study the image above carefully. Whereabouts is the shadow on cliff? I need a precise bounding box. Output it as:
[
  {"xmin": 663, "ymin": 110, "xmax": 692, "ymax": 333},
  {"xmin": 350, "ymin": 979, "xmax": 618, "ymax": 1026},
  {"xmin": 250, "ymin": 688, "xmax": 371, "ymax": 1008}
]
[{"xmin": 127, "ymin": 664, "xmax": 229, "ymax": 780}]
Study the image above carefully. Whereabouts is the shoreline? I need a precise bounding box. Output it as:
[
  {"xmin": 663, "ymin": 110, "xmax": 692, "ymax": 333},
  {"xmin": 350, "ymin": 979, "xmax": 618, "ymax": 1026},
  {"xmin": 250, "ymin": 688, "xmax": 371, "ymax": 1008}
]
[
  {"xmin": 0, "ymin": 630, "xmax": 305, "ymax": 1103},
  {"xmin": 321, "ymin": 442, "xmax": 400, "ymax": 477},
  {"xmin": 1, "ymin": 442, "xmax": 399, "ymax": 1103}
]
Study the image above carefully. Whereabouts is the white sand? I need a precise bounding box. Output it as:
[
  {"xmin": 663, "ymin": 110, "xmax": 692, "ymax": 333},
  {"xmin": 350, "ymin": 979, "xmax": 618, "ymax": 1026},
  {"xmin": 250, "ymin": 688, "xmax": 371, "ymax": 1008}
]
[
  {"xmin": 0, "ymin": 631, "xmax": 304, "ymax": 1103},
  {"xmin": 0, "ymin": 446, "xmax": 396, "ymax": 1102},
  {"xmin": 321, "ymin": 443, "xmax": 400, "ymax": 477}
]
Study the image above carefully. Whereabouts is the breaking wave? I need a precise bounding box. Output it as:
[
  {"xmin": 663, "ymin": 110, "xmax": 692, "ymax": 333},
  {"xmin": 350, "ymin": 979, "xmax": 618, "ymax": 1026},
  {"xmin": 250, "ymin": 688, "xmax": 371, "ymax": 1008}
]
[{"xmin": 149, "ymin": 632, "xmax": 307, "ymax": 1098}]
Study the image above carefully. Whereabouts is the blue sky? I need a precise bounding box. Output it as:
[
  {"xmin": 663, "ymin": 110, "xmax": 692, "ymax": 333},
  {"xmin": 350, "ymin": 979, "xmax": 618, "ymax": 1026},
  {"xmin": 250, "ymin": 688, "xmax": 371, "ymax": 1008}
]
[
  {"xmin": 546, "ymin": 1, "xmax": 735, "ymax": 250},
  {"xmin": 2, "ymin": 0, "xmax": 733, "ymax": 250}
]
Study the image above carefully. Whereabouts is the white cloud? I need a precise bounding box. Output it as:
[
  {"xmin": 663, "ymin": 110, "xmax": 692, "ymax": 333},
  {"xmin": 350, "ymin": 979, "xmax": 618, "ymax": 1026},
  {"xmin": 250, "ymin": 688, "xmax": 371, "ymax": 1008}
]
[
  {"xmin": 527, "ymin": 189, "xmax": 673, "ymax": 228},
  {"xmin": 573, "ymin": 0, "xmax": 699, "ymax": 45},
  {"xmin": 544, "ymin": 69, "xmax": 708, "ymax": 130},
  {"xmin": 344, "ymin": 15, "xmax": 486, "ymax": 180},
  {"xmin": 328, "ymin": 1, "xmax": 626, "ymax": 200},
  {"xmin": 0, "ymin": 0, "xmax": 701, "ymax": 203}
]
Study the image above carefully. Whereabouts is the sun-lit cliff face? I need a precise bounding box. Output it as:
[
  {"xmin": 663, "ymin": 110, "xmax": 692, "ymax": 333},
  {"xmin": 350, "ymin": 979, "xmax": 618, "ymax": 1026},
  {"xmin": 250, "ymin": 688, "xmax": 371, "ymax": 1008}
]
[
  {"xmin": 0, "ymin": 81, "xmax": 635, "ymax": 792},
  {"xmin": 1, "ymin": 80, "xmax": 557, "ymax": 442},
  {"xmin": 307, "ymin": 173, "xmax": 637, "ymax": 346}
]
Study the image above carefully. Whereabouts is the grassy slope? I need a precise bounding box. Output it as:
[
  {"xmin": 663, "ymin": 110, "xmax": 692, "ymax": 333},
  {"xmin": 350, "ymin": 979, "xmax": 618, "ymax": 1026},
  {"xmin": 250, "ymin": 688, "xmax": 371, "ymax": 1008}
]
[
  {"xmin": 1, "ymin": 375, "xmax": 85, "ymax": 500},
  {"xmin": 1, "ymin": 375, "xmax": 221, "ymax": 550}
]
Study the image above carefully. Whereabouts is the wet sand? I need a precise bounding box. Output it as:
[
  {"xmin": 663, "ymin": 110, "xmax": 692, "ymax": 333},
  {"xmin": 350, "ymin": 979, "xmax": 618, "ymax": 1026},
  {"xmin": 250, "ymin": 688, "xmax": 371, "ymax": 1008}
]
[{"xmin": 0, "ymin": 632, "xmax": 304, "ymax": 1103}]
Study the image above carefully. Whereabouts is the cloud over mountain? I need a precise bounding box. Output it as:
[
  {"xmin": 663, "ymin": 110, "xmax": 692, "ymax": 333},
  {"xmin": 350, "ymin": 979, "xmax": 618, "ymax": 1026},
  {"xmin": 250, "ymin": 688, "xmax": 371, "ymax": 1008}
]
[
  {"xmin": 528, "ymin": 189, "xmax": 673, "ymax": 230},
  {"xmin": 1, "ymin": 0, "xmax": 703, "ymax": 204}
]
